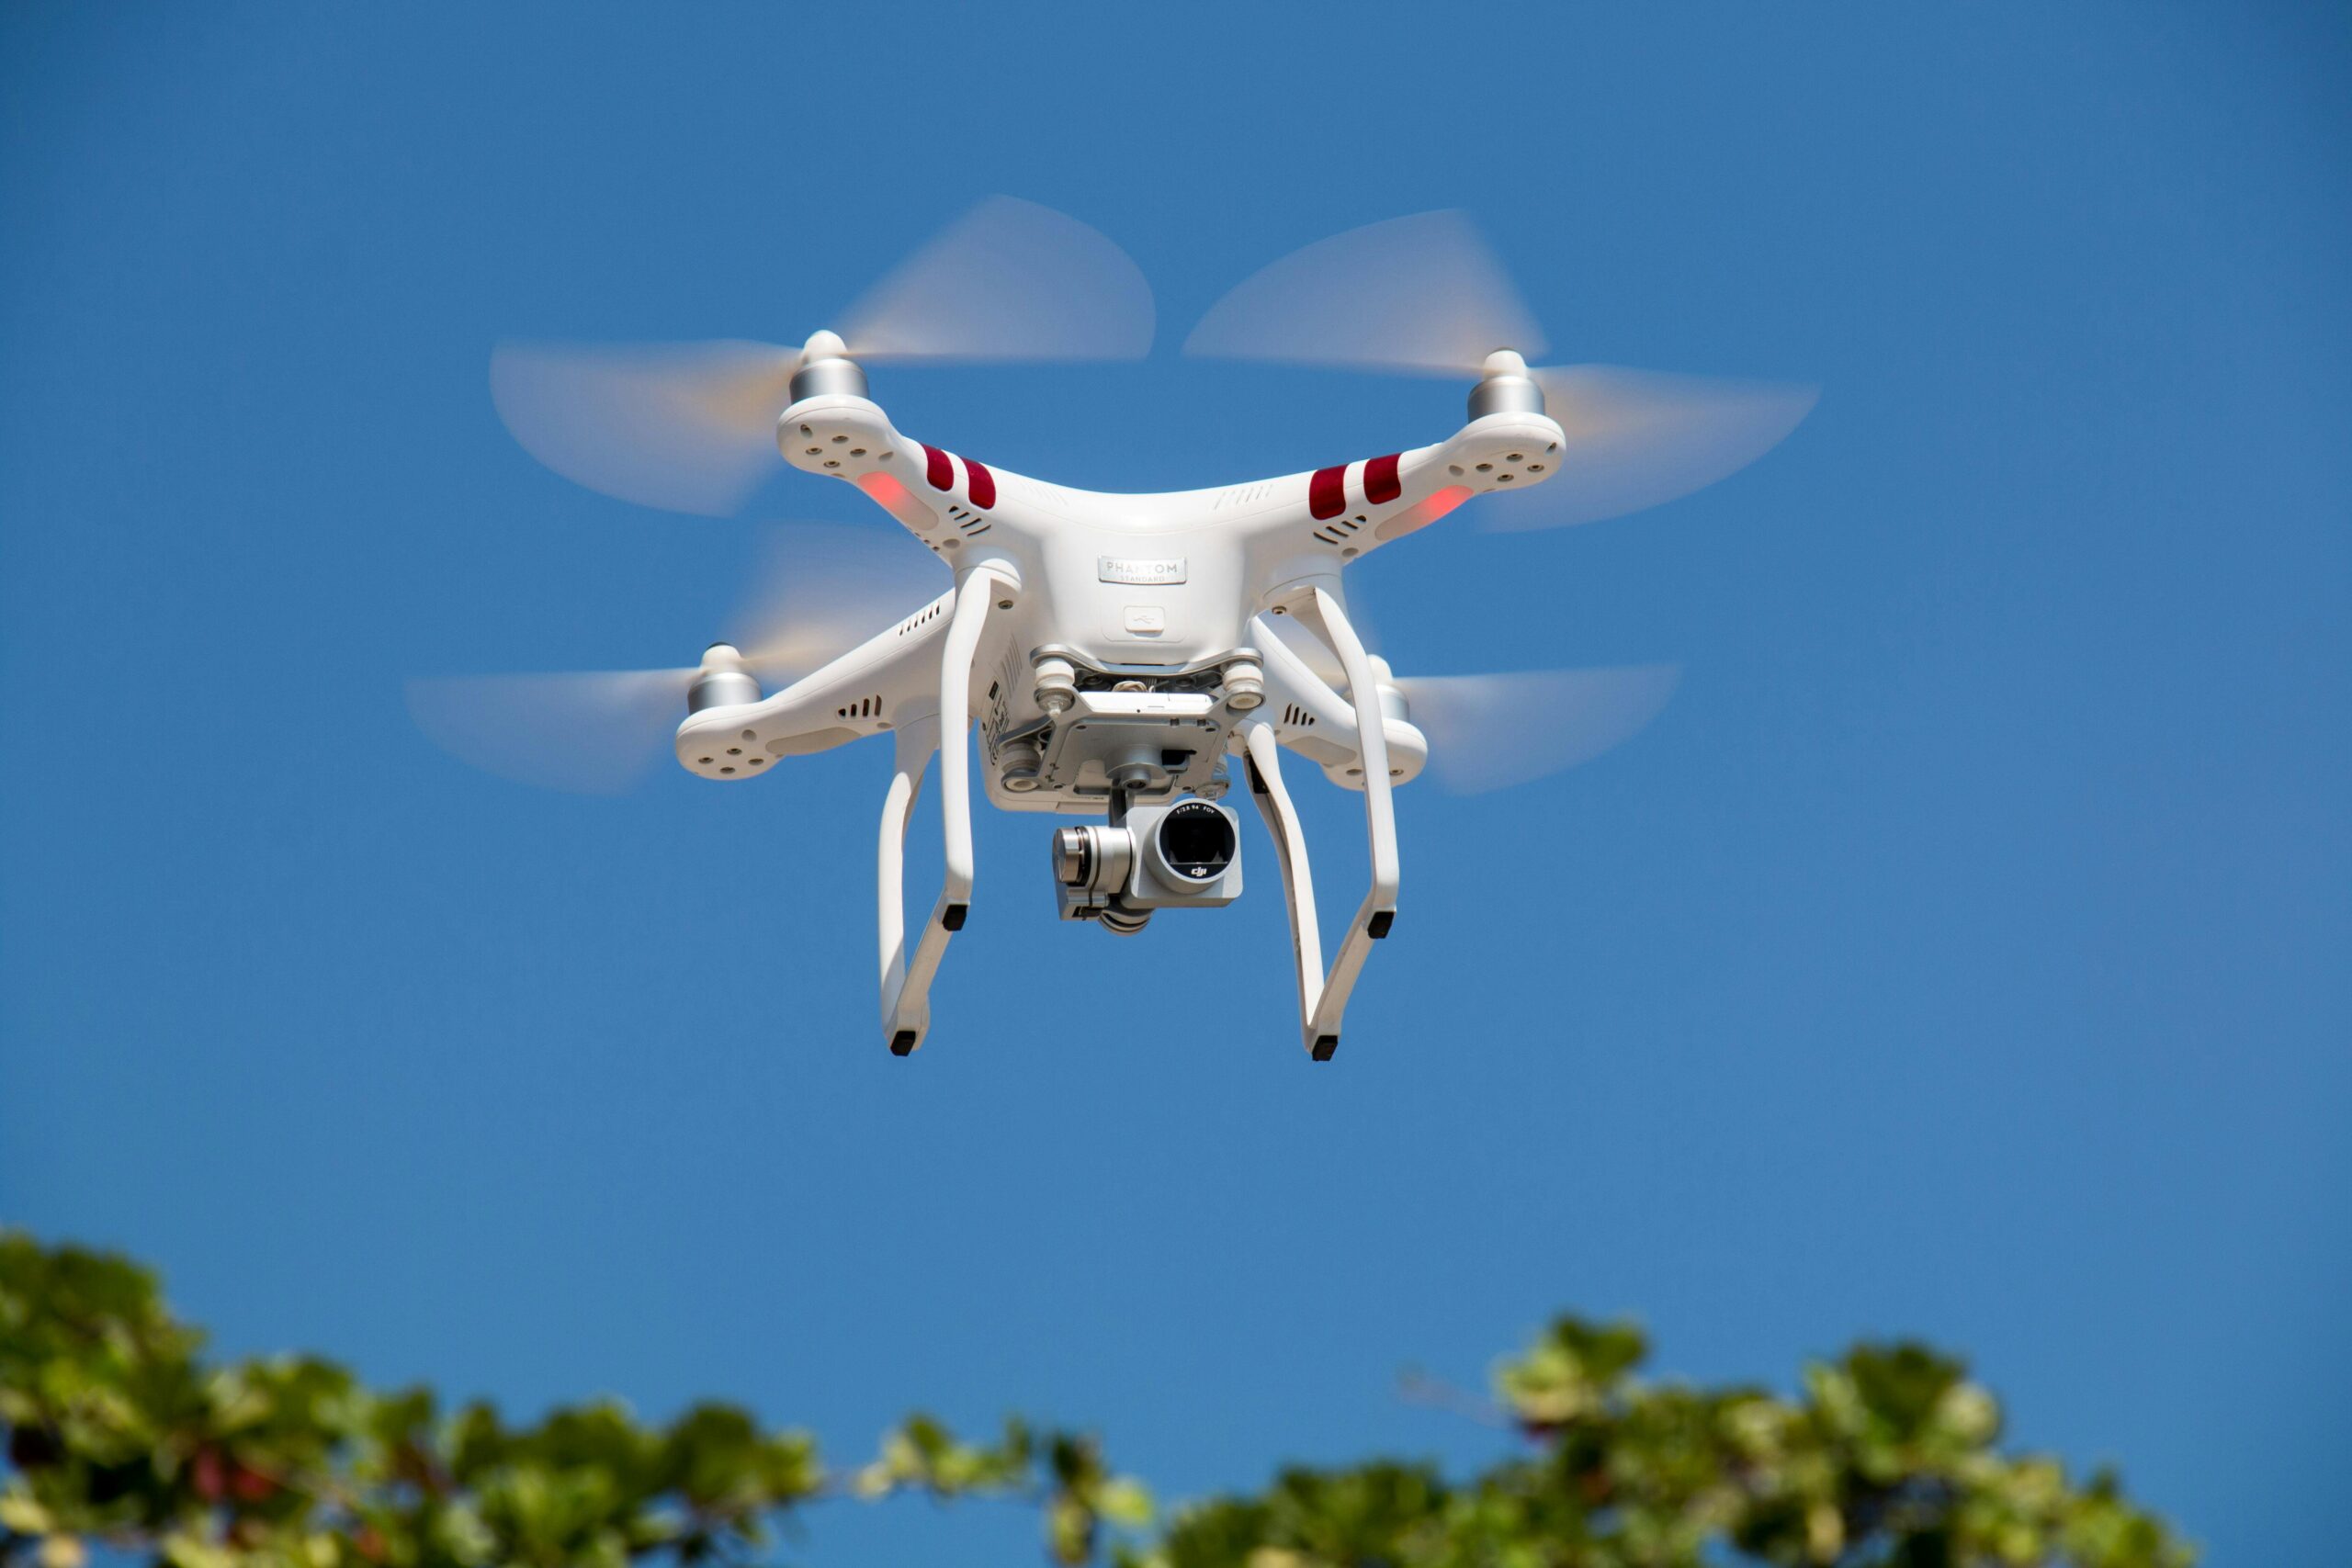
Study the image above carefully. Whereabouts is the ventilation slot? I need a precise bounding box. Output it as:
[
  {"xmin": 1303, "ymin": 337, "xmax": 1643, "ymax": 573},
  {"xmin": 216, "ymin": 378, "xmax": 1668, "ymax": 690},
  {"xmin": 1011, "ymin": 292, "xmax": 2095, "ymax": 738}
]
[
  {"xmin": 988, "ymin": 649, "xmax": 1023, "ymax": 729},
  {"xmin": 1311, "ymin": 513, "xmax": 1370, "ymax": 547},
  {"xmin": 834, "ymin": 694, "xmax": 883, "ymax": 720},
  {"xmin": 896, "ymin": 600, "xmax": 949, "ymax": 637},
  {"xmin": 1281, "ymin": 704, "xmax": 1317, "ymax": 728}
]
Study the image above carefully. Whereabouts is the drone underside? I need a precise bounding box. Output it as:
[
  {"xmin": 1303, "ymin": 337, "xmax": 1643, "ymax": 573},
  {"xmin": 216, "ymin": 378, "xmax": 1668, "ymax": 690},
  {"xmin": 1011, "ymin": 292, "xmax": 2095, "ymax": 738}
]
[{"xmin": 413, "ymin": 201, "xmax": 1815, "ymax": 1059}]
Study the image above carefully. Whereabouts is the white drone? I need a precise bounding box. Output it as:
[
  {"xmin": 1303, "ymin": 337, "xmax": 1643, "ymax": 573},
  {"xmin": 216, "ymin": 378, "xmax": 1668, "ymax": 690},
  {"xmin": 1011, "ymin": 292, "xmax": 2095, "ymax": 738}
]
[{"xmin": 414, "ymin": 200, "xmax": 1814, "ymax": 1058}]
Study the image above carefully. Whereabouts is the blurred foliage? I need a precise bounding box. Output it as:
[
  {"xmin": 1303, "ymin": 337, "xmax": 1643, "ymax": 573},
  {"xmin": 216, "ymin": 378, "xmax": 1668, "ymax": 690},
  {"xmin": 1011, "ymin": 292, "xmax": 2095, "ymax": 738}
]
[
  {"xmin": 0, "ymin": 1234, "xmax": 1129, "ymax": 1568},
  {"xmin": 1143, "ymin": 1315, "xmax": 2188, "ymax": 1568},
  {"xmin": 0, "ymin": 1233, "xmax": 2187, "ymax": 1568}
]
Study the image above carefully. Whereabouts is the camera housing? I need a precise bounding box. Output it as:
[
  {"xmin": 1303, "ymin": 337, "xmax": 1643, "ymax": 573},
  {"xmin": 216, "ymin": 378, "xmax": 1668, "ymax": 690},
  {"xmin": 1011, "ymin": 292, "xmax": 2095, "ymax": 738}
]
[{"xmin": 1053, "ymin": 795, "xmax": 1243, "ymax": 931}]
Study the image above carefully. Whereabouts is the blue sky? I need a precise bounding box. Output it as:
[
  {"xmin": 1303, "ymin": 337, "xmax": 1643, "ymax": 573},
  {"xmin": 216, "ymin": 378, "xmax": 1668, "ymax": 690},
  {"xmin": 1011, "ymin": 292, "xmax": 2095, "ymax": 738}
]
[{"xmin": 2, "ymin": 5, "xmax": 2346, "ymax": 1563}]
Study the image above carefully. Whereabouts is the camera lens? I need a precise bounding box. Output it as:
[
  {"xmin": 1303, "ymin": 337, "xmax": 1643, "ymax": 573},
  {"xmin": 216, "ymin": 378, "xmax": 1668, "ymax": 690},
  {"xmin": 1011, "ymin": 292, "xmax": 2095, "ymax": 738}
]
[
  {"xmin": 1052, "ymin": 827, "xmax": 1092, "ymax": 886},
  {"xmin": 1155, "ymin": 800, "xmax": 1236, "ymax": 881}
]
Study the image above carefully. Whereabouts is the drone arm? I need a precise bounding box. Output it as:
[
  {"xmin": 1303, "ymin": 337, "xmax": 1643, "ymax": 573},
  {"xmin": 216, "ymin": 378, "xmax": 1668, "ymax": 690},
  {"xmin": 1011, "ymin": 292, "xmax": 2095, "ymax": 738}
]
[
  {"xmin": 780, "ymin": 392, "xmax": 1000, "ymax": 556},
  {"xmin": 676, "ymin": 588, "xmax": 958, "ymax": 779},
  {"xmin": 877, "ymin": 567, "xmax": 1011, "ymax": 1055},
  {"xmin": 1240, "ymin": 407, "xmax": 1568, "ymax": 585}
]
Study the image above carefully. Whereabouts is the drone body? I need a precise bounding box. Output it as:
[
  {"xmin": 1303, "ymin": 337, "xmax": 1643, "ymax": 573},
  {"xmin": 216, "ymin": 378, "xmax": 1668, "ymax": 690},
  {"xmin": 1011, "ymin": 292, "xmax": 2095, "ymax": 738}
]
[
  {"xmin": 423, "ymin": 202, "xmax": 1815, "ymax": 1059},
  {"xmin": 672, "ymin": 338, "xmax": 1566, "ymax": 1055}
]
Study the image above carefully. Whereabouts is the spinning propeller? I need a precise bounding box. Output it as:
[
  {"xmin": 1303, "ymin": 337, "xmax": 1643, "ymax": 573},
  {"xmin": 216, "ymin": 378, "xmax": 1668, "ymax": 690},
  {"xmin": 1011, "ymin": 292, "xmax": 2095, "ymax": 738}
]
[
  {"xmin": 491, "ymin": 197, "xmax": 1155, "ymax": 515},
  {"xmin": 1396, "ymin": 668, "xmax": 1682, "ymax": 794},
  {"xmin": 1185, "ymin": 209, "xmax": 1816, "ymax": 530},
  {"xmin": 407, "ymin": 526, "xmax": 947, "ymax": 794},
  {"xmin": 1261, "ymin": 608, "xmax": 1679, "ymax": 795}
]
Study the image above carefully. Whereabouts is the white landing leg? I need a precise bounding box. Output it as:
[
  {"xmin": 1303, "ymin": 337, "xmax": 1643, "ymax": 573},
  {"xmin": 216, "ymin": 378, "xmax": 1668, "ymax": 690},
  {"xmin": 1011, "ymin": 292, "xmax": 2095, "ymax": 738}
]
[
  {"xmin": 1252, "ymin": 586, "xmax": 1401, "ymax": 1060},
  {"xmin": 876, "ymin": 713, "xmax": 938, "ymax": 1055},
  {"xmin": 876, "ymin": 571, "xmax": 1003, "ymax": 1055},
  {"xmin": 1236, "ymin": 719, "xmax": 1332, "ymax": 1058}
]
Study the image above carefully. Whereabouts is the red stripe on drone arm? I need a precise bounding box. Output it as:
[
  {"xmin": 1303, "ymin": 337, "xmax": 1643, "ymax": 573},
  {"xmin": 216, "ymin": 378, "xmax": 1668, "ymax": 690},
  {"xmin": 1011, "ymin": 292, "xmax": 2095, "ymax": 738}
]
[
  {"xmin": 1363, "ymin": 453, "xmax": 1403, "ymax": 504},
  {"xmin": 964, "ymin": 457, "xmax": 997, "ymax": 510},
  {"xmin": 1308, "ymin": 464, "xmax": 1348, "ymax": 520},
  {"xmin": 922, "ymin": 445, "xmax": 955, "ymax": 491}
]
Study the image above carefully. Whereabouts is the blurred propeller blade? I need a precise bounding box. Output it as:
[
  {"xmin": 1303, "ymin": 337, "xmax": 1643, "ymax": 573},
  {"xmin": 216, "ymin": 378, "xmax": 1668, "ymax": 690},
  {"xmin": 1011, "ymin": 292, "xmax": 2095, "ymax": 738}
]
[
  {"xmin": 406, "ymin": 667, "xmax": 699, "ymax": 795},
  {"xmin": 410, "ymin": 525, "xmax": 949, "ymax": 794},
  {"xmin": 1260, "ymin": 605, "xmax": 1673, "ymax": 791},
  {"xmin": 491, "ymin": 198, "xmax": 1150, "ymax": 514},
  {"xmin": 723, "ymin": 525, "xmax": 951, "ymax": 677},
  {"xmin": 489, "ymin": 339, "xmax": 797, "ymax": 516},
  {"xmin": 1185, "ymin": 210, "xmax": 1546, "ymax": 376},
  {"xmin": 1395, "ymin": 665, "xmax": 1681, "ymax": 794},
  {"xmin": 1483, "ymin": 367, "xmax": 1817, "ymax": 531},
  {"xmin": 1182, "ymin": 213, "xmax": 1812, "ymax": 525},
  {"xmin": 839, "ymin": 196, "xmax": 1155, "ymax": 363}
]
